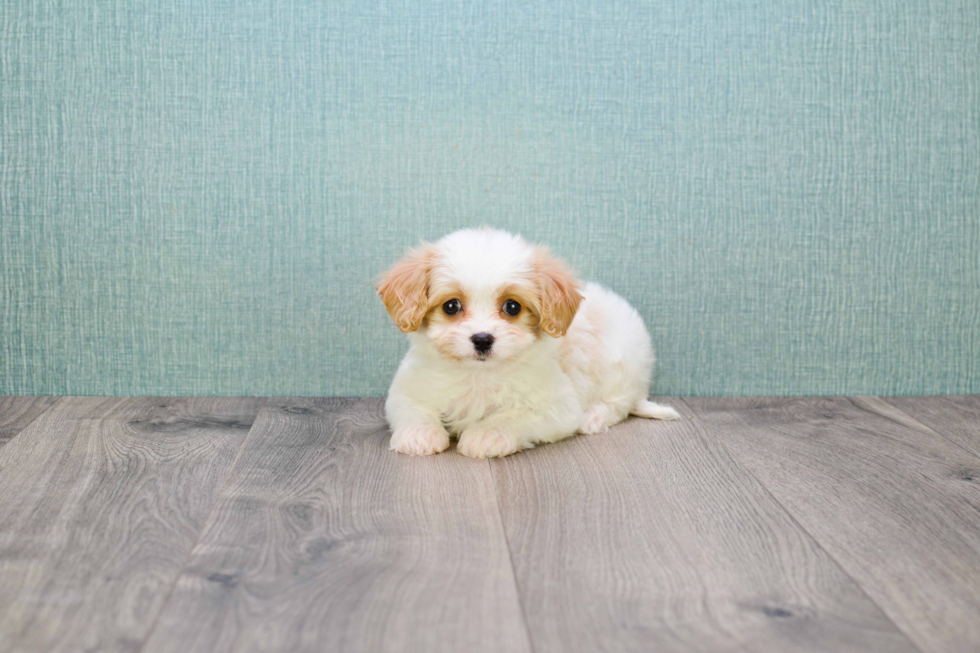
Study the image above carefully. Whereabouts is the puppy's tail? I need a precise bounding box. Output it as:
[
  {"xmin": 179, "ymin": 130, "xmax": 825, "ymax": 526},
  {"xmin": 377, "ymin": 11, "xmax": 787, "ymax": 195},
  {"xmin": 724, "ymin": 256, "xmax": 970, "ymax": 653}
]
[{"xmin": 630, "ymin": 398, "xmax": 680, "ymax": 421}]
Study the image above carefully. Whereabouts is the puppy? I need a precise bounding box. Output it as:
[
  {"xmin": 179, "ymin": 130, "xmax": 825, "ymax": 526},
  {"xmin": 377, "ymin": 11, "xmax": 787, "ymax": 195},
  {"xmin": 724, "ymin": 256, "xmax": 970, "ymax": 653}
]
[{"xmin": 377, "ymin": 228, "xmax": 679, "ymax": 458}]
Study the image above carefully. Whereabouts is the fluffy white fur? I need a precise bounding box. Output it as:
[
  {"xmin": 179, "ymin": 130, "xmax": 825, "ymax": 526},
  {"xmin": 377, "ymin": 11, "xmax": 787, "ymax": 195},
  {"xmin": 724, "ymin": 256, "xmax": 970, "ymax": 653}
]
[{"xmin": 377, "ymin": 228, "xmax": 678, "ymax": 458}]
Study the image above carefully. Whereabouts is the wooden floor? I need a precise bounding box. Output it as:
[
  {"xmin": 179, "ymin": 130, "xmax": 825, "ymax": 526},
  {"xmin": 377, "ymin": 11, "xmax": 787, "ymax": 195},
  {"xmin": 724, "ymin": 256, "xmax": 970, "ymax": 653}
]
[{"xmin": 0, "ymin": 396, "xmax": 978, "ymax": 653}]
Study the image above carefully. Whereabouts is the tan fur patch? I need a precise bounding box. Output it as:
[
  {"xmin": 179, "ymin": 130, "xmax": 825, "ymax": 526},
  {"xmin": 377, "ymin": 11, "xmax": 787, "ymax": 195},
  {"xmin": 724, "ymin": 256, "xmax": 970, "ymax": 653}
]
[
  {"xmin": 376, "ymin": 244, "xmax": 438, "ymax": 332},
  {"xmin": 532, "ymin": 247, "xmax": 583, "ymax": 337},
  {"xmin": 422, "ymin": 286, "xmax": 469, "ymax": 329}
]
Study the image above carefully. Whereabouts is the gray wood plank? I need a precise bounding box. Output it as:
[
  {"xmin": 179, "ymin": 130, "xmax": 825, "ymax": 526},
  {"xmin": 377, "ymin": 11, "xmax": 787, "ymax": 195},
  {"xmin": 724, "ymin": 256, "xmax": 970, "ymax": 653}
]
[
  {"xmin": 142, "ymin": 398, "xmax": 531, "ymax": 653},
  {"xmin": 881, "ymin": 395, "xmax": 980, "ymax": 459},
  {"xmin": 0, "ymin": 396, "xmax": 265, "ymax": 653},
  {"xmin": 685, "ymin": 396, "xmax": 980, "ymax": 653},
  {"xmin": 491, "ymin": 399, "xmax": 917, "ymax": 653},
  {"xmin": 0, "ymin": 396, "xmax": 60, "ymax": 449}
]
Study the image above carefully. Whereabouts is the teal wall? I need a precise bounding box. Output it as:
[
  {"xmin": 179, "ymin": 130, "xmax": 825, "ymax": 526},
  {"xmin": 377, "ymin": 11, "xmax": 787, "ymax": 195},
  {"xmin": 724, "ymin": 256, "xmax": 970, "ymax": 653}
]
[{"xmin": 2, "ymin": 1, "xmax": 978, "ymax": 397}]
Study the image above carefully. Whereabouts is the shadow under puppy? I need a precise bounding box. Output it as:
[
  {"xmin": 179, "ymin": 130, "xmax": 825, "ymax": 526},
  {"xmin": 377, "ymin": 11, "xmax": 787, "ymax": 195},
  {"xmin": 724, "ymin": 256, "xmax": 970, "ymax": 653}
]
[{"xmin": 377, "ymin": 228, "xmax": 678, "ymax": 458}]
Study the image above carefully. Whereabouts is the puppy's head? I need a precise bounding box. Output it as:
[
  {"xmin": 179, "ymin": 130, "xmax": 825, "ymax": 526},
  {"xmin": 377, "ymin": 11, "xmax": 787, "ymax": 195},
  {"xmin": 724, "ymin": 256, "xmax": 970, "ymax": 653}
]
[{"xmin": 377, "ymin": 229, "xmax": 583, "ymax": 362}]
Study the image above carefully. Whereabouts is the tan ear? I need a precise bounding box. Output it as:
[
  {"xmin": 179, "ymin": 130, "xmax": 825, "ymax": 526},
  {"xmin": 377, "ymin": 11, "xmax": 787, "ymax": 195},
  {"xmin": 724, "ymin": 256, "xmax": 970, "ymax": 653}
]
[
  {"xmin": 376, "ymin": 244, "xmax": 436, "ymax": 332},
  {"xmin": 533, "ymin": 247, "xmax": 583, "ymax": 337}
]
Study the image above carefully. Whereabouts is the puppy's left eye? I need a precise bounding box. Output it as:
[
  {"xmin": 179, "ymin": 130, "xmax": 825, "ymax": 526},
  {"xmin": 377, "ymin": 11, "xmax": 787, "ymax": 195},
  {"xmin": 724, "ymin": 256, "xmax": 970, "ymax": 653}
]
[{"xmin": 503, "ymin": 299, "xmax": 521, "ymax": 316}]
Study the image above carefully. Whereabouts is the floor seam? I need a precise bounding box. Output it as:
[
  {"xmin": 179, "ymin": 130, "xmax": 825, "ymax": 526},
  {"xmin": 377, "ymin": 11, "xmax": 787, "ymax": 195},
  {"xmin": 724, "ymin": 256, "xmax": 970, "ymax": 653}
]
[
  {"xmin": 678, "ymin": 397, "xmax": 929, "ymax": 653},
  {"xmin": 136, "ymin": 397, "xmax": 269, "ymax": 653},
  {"xmin": 0, "ymin": 396, "xmax": 63, "ymax": 451},
  {"xmin": 861, "ymin": 396, "xmax": 980, "ymax": 461},
  {"xmin": 488, "ymin": 458, "xmax": 537, "ymax": 653}
]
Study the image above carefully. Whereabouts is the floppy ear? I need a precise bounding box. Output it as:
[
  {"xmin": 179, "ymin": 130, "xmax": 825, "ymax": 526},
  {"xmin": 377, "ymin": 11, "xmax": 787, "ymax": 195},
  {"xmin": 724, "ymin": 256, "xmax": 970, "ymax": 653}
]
[
  {"xmin": 376, "ymin": 244, "xmax": 436, "ymax": 332},
  {"xmin": 533, "ymin": 247, "xmax": 583, "ymax": 338}
]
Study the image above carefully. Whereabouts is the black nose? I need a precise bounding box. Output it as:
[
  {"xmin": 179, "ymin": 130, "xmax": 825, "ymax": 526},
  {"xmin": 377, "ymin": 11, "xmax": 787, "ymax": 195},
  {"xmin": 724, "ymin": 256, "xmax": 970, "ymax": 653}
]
[{"xmin": 471, "ymin": 332, "xmax": 494, "ymax": 353}]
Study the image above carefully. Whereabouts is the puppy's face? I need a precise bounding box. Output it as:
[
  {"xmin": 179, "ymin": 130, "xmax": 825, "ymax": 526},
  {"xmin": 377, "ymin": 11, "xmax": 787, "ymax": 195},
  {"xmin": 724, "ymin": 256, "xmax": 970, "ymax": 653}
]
[{"xmin": 377, "ymin": 229, "xmax": 582, "ymax": 363}]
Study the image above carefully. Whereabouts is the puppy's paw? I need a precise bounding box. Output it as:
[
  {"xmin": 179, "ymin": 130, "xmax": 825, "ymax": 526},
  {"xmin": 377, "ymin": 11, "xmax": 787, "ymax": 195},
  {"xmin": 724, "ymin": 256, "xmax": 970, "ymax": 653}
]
[
  {"xmin": 579, "ymin": 404, "xmax": 614, "ymax": 434},
  {"xmin": 390, "ymin": 425, "xmax": 450, "ymax": 456},
  {"xmin": 457, "ymin": 427, "xmax": 520, "ymax": 458}
]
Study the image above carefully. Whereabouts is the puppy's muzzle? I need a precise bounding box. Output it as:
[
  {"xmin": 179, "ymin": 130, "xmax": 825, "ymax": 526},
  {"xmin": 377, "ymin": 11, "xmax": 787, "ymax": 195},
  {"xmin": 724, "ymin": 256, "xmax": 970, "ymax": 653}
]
[{"xmin": 470, "ymin": 332, "xmax": 494, "ymax": 354}]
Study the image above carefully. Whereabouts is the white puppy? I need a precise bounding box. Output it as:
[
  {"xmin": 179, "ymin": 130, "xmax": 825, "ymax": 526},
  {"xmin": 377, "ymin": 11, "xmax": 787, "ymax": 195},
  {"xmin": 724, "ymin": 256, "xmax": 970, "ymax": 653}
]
[{"xmin": 377, "ymin": 228, "xmax": 679, "ymax": 458}]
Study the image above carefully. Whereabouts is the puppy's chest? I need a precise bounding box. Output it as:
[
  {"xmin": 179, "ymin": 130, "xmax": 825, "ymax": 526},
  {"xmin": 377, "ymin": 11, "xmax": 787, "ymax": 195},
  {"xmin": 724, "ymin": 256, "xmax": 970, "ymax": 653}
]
[{"xmin": 437, "ymin": 374, "xmax": 534, "ymax": 429}]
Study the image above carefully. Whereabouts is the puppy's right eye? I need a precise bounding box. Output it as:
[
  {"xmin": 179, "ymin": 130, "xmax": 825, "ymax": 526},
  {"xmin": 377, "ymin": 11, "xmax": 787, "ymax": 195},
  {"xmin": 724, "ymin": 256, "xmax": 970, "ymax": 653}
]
[{"xmin": 442, "ymin": 299, "xmax": 462, "ymax": 315}]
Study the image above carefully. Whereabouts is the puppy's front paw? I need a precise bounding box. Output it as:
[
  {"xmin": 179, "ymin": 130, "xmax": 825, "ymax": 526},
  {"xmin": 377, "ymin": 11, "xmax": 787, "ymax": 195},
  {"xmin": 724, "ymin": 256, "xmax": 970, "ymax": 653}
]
[
  {"xmin": 457, "ymin": 427, "xmax": 520, "ymax": 458},
  {"xmin": 390, "ymin": 425, "xmax": 450, "ymax": 456}
]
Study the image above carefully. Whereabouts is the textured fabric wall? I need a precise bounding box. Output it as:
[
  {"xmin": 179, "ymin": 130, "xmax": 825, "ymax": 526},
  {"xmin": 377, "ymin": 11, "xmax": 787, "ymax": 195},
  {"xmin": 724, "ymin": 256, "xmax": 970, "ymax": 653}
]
[{"xmin": 1, "ymin": 1, "xmax": 978, "ymax": 397}]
